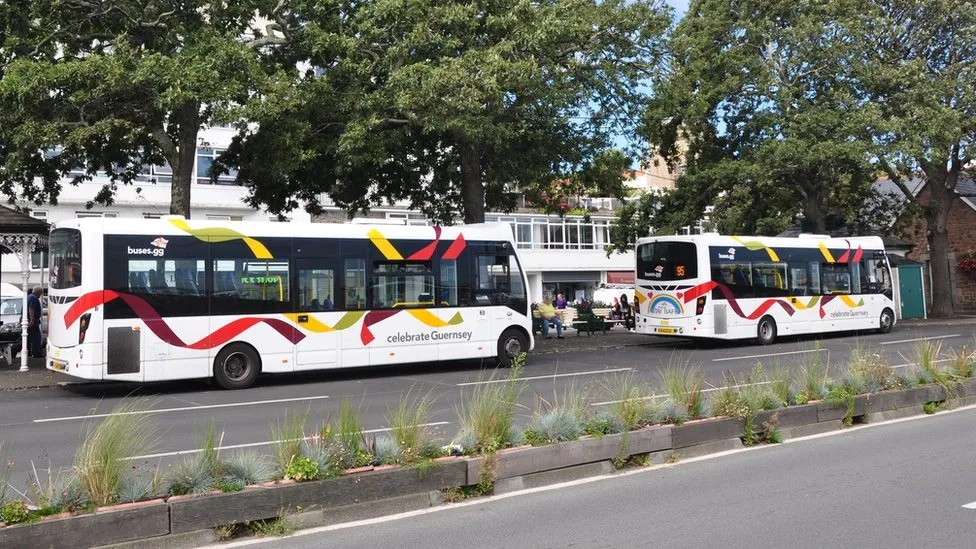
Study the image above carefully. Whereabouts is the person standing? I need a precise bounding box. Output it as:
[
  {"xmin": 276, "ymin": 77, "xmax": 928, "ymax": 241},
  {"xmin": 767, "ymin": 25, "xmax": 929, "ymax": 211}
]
[{"xmin": 27, "ymin": 286, "xmax": 43, "ymax": 358}]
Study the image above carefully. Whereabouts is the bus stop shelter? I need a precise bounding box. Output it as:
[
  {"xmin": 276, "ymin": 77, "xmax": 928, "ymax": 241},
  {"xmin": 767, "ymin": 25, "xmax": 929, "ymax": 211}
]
[{"xmin": 0, "ymin": 205, "xmax": 49, "ymax": 371}]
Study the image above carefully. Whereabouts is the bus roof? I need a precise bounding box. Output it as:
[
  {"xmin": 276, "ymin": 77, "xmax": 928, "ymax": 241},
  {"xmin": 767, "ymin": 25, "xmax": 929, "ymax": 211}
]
[
  {"xmin": 50, "ymin": 217, "xmax": 516, "ymax": 244},
  {"xmin": 635, "ymin": 233, "xmax": 886, "ymax": 250}
]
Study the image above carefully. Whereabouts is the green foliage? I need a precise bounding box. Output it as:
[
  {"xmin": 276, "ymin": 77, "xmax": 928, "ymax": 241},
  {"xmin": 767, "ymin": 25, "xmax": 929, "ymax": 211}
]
[
  {"xmin": 602, "ymin": 373, "xmax": 658, "ymax": 431},
  {"xmin": 638, "ymin": 0, "xmax": 879, "ymax": 241},
  {"xmin": 271, "ymin": 409, "xmax": 309, "ymax": 476},
  {"xmin": 798, "ymin": 347, "xmax": 830, "ymax": 403},
  {"xmin": 230, "ymin": 0, "xmax": 670, "ymax": 223},
  {"xmin": 371, "ymin": 435, "xmax": 404, "ymax": 466},
  {"xmin": 74, "ymin": 398, "xmax": 159, "ymax": 506},
  {"xmin": 223, "ymin": 451, "xmax": 273, "ymax": 488},
  {"xmin": 0, "ymin": 443, "xmax": 12, "ymax": 507},
  {"xmin": 524, "ymin": 408, "xmax": 584, "ymax": 446},
  {"xmin": 846, "ymin": 346, "xmax": 905, "ymax": 393},
  {"xmin": 826, "ymin": 385, "xmax": 858, "ymax": 426},
  {"xmin": 659, "ymin": 361, "xmax": 706, "ymax": 420},
  {"xmin": 116, "ymin": 472, "xmax": 158, "ymax": 504},
  {"xmin": 201, "ymin": 421, "xmax": 223, "ymax": 481},
  {"xmin": 455, "ymin": 356, "xmax": 526, "ymax": 454},
  {"xmin": 387, "ymin": 389, "xmax": 441, "ymax": 463},
  {"xmin": 283, "ymin": 456, "xmax": 320, "ymax": 483},
  {"xmin": 950, "ymin": 347, "xmax": 976, "ymax": 379},
  {"xmin": 166, "ymin": 456, "xmax": 216, "ymax": 496},
  {"xmin": 1, "ymin": 500, "xmax": 29, "ymax": 525},
  {"xmin": 584, "ymin": 410, "xmax": 628, "ymax": 437},
  {"xmin": 0, "ymin": 0, "xmax": 286, "ymax": 215},
  {"xmin": 922, "ymin": 401, "xmax": 939, "ymax": 415}
]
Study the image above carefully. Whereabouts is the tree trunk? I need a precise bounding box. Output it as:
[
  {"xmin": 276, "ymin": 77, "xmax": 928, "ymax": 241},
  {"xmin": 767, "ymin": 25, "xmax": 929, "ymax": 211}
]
[
  {"xmin": 925, "ymin": 172, "xmax": 955, "ymax": 318},
  {"xmin": 170, "ymin": 102, "xmax": 201, "ymax": 218},
  {"xmin": 799, "ymin": 178, "xmax": 827, "ymax": 233},
  {"xmin": 459, "ymin": 140, "xmax": 485, "ymax": 224}
]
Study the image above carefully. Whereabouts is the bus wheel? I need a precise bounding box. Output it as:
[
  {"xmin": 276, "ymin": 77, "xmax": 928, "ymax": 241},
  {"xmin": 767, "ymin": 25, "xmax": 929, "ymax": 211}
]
[
  {"xmin": 214, "ymin": 343, "xmax": 261, "ymax": 390},
  {"xmin": 878, "ymin": 308, "xmax": 895, "ymax": 334},
  {"xmin": 756, "ymin": 316, "xmax": 777, "ymax": 345},
  {"xmin": 497, "ymin": 329, "xmax": 528, "ymax": 368}
]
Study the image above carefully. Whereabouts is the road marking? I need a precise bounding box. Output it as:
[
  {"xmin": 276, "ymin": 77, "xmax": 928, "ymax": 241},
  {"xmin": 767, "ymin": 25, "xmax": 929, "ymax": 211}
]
[
  {"xmin": 712, "ymin": 348, "xmax": 826, "ymax": 362},
  {"xmin": 33, "ymin": 395, "xmax": 332, "ymax": 423},
  {"xmin": 591, "ymin": 380, "xmax": 772, "ymax": 407},
  {"xmin": 126, "ymin": 422, "xmax": 451, "ymax": 461},
  {"xmin": 457, "ymin": 368, "xmax": 634, "ymax": 386},
  {"xmin": 880, "ymin": 334, "xmax": 960, "ymax": 345},
  {"xmin": 963, "ymin": 501, "xmax": 976, "ymax": 510}
]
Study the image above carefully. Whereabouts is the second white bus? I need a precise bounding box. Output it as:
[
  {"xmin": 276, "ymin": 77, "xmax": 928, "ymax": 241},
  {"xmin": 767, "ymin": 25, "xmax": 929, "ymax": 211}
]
[{"xmin": 634, "ymin": 234, "xmax": 895, "ymax": 344}]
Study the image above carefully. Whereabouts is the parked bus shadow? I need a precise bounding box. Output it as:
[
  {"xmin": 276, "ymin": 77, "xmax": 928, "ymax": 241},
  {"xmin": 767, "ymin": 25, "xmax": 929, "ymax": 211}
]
[{"xmin": 60, "ymin": 358, "xmax": 501, "ymax": 399}]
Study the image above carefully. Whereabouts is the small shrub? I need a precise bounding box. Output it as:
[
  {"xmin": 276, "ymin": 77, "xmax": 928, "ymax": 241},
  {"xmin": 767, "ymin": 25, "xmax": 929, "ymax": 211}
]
[
  {"xmin": 659, "ymin": 361, "xmax": 706, "ymax": 420},
  {"xmin": 218, "ymin": 481, "xmax": 245, "ymax": 492},
  {"xmin": 949, "ymin": 346, "xmax": 975, "ymax": 379},
  {"xmin": 584, "ymin": 410, "xmax": 627, "ymax": 436},
  {"xmin": 0, "ymin": 443, "xmax": 12, "ymax": 507},
  {"xmin": 659, "ymin": 398, "xmax": 687, "ymax": 425},
  {"xmin": 456, "ymin": 355, "xmax": 526, "ymax": 454},
  {"xmin": 387, "ymin": 389, "xmax": 440, "ymax": 463},
  {"xmin": 336, "ymin": 398, "xmax": 367, "ymax": 460},
  {"xmin": 223, "ymin": 451, "xmax": 273, "ymax": 487},
  {"xmin": 798, "ymin": 345, "xmax": 829, "ymax": 400},
  {"xmin": 75, "ymin": 398, "xmax": 160, "ymax": 506},
  {"xmin": 271, "ymin": 409, "xmax": 309, "ymax": 476},
  {"xmin": 166, "ymin": 455, "xmax": 216, "ymax": 496},
  {"xmin": 371, "ymin": 434, "xmax": 404, "ymax": 466},
  {"xmin": 284, "ymin": 455, "xmax": 319, "ymax": 482},
  {"xmin": 602, "ymin": 373, "xmax": 657, "ymax": 431},
  {"xmin": 524, "ymin": 408, "xmax": 583, "ymax": 445},
  {"xmin": 118, "ymin": 473, "xmax": 158, "ymax": 503},
  {"xmin": 1, "ymin": 500, "xmax": 29, "ymax": 525},
  {"xmin": 922, "ymin": 401, "xmax": 938, "ymax": 415}
]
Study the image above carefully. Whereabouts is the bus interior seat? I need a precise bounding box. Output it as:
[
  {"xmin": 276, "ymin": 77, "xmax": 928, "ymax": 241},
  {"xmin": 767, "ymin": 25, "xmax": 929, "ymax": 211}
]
[
  {"xmin": 215, "ymin": 271, "xmax": 242, "ymax": 297},
  {"xmin": 175, "ymin": 269, "xmax": 199, "ymax": 295},
  {"xmin": 129, "ymin": 272, "xmax": 146, "ymax": 292},
  {"xmin": 733, "ymin": 269, "xmax": 750, "ymax": 287},
  {"xmin": 310, "ymin": 298, "xmax": 322, "ymax": 311},
  {"xmin": 148, "ymin": 269, "xmax": 168, "ymax": 291}
]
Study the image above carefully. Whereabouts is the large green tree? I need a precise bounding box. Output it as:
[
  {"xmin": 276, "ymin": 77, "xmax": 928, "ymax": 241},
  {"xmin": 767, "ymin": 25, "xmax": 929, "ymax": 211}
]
[
  {"xmin": 0, "ymin": 0, "xmax": 290, "ymax": 216},
  {"xmin": 858, "ymin": 0, "xmax": 976, "ymax": 318},
  {"xmin": 615, "ymin": 0, "xmax": 876, "ymax": 251},
  {"xmin": 229, "ymin": 0, "xmax": 670, "ymax": 224}
]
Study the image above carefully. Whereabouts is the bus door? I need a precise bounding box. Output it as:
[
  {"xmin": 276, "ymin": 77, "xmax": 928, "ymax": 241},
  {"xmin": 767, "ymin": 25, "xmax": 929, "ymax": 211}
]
[
  {"xmin": 293, "ymin": 259, "xmax": 339, "ymax": 370},
  {"xmin": 474, "ymin": 253, "xmax": 526, "ymax": 345}
]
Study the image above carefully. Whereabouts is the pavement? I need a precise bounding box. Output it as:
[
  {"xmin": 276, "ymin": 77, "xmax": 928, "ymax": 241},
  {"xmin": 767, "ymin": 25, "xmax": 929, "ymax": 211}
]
[{"xmin": 2, "ymin": 315, "xmax": 975, "ymax": 392}]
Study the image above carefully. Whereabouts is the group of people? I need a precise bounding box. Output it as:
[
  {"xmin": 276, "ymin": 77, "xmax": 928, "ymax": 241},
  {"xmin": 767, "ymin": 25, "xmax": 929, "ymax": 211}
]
[
  {"xmin": 537, "ymin": 292, "xmax": 635, "ymax": 339},
  {"xmin": 11, "ymin": 286, "xmax": 44, "ymax": 360}
]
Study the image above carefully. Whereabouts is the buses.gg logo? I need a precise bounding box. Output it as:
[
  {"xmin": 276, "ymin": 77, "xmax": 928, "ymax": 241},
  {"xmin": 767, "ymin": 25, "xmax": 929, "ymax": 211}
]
[{"xmin": 127, "ymin": 237, "xmax": 168, "ymax": 257}]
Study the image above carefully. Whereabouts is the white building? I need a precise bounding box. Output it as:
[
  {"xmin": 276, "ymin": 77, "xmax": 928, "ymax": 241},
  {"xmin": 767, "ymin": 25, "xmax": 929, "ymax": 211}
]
[{"xmin": 2, "ymin": 126, "xmax": 679, "ymax": 305}]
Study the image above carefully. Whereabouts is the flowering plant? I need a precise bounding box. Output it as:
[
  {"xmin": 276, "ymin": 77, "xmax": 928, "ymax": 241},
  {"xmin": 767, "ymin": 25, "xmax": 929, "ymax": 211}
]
[{"xmin": 958, "ymin": 252, "xmax": 976, "ymax": 274}]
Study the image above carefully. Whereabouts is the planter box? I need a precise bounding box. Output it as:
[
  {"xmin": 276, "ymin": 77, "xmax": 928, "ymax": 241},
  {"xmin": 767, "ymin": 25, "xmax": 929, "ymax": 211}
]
[
  {"xmin": 169, "ymin": 460, "xmax": 466, "ymax": 534},
  {"xmin": 467, "ymin": 426, "xmax": 673, "ymax": 483},
  {"xmin": 0, "ymin": 500, "xmax": 169, "ymax": 549},
  {"xmin": 815, "ymin": 395, "xmax": 868, "ymax": 423},
  {"xmin": 671, "ymin": 417, "xmax": 745, "ymax": 448},
  {"xmin": 867, "ymin": 385, "xmax": 944, "ymax": 413},
  {"xmin": 756, "ymin": 403, "xmax": 819, "ymax": 429}
]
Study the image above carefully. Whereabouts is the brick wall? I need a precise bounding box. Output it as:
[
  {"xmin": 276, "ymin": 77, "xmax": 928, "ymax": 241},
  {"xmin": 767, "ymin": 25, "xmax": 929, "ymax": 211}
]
[{"xmin": 898, "ymin": 186, "xmax": 976, "ymax": 311}]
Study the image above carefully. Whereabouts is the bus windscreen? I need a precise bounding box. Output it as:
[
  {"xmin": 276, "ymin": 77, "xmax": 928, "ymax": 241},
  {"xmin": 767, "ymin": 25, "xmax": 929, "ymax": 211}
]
[{"xmin": 636, "ymin": 241, "xmax": 697, "ymax": 281}]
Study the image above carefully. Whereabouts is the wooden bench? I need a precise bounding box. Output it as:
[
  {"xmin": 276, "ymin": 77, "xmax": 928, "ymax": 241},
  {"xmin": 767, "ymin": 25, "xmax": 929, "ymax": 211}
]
[{"xmin": 590, "ymin": 307, "xmax": 625, "ymax": 332}]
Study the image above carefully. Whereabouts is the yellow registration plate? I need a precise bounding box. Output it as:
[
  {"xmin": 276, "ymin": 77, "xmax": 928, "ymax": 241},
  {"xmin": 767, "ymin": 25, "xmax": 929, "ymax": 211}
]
[
  {"xmin": 657, "ymin": 327, "xmax": 678, "ymax": 335},
  {"xmin": 51, "ymin": 359, "xmax": 67, "ymax": 372}
]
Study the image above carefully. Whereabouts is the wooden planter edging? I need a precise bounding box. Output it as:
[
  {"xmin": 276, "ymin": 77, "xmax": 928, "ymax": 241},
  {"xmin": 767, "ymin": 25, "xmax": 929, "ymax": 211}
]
[
  {"xmin": 3, "ymin": 380, "xmax": 973, "ymax": 547},
  {"xmin": 0, "ymin": 499, "xmax": 169, "ymax": 549},
  {"xmin": 170, "ymin": 460, "xmax": 467, "ymax": 534}
]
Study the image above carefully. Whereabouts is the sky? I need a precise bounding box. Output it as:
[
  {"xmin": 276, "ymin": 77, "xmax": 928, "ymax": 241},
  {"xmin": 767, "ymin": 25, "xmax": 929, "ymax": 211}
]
[{"xmin": 667, "ymin": 0, "xmax": 689, "ymax": 18}]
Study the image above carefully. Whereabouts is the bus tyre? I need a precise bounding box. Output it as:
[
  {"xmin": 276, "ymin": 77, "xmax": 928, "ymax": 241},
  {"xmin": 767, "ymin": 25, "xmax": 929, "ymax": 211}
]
[
  {"xmin": 497, "ymin": 329, "xmax": 528, "ymax": 368},
  {"xmin": 878, "ymin": 308, "xmax": 895, "ymax": 334},
  {"xmin": 756, "ymin": 316, "xmax": 777, "ymax": 346},
  {"xmin": 214, "ymin": 343, "xmax": 261, "ymax": 390}
]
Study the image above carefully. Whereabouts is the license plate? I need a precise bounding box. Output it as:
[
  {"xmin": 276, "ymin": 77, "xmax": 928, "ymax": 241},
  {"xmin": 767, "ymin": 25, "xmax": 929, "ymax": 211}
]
[
  {"xmin": 657, "ymin": 327, "xmax": 677, "ymax": 335},
  {"xmin": 51, "ymin": 359, "xmax": 67, "ymax": 372}
]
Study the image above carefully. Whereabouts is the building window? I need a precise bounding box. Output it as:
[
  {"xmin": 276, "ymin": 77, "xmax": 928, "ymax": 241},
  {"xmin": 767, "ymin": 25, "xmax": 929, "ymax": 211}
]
[
  {"xmin": 206, "ymin": 214, "xmax": 244, "ymax": 222},
  {"xmin": 136, "ymin": 161, "xmax": 173, "ymax": 185},
  {"xmin": 196, "ymin": 148, "xmax": 239, "ymax": 185},
  {"xmin": 31, "ymin": 251, "xmax": 48, "ymax": 270},
  {"xmin": 76, "ymin": 211, "xmax": 118, "ymax": 218}
]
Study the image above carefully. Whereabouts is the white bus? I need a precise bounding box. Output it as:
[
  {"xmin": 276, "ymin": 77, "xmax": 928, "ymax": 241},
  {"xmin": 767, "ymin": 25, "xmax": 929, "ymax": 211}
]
[
  {"xmin": 46, "ymin": 217, "xmax": 533, "ymax": 389},
  {"xmin": 634, "ymin": 234, "xmax": 895, "ymax": 344}
]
